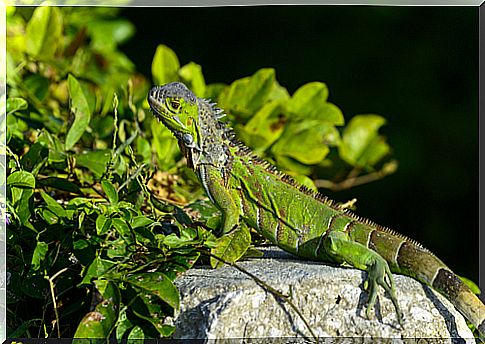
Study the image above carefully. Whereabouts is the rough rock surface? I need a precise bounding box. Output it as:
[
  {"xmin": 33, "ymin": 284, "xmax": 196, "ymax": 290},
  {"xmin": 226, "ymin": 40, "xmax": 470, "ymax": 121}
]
[{"xmin": 171, "ymin": 247, "xmax": 474, "ymax": 342}]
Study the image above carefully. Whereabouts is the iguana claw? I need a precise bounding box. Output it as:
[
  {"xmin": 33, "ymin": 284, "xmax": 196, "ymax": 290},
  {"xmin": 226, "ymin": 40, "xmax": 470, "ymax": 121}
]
[{"xmin": 365, "ymin": 257, "xmax": 404, "ymax": 326}]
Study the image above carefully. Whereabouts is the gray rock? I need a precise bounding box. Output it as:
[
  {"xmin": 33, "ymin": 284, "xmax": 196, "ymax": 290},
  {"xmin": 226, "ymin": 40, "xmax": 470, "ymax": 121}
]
[{"xmin": 171, "ymin": 247, "xmax": 475, "ymax": 342}]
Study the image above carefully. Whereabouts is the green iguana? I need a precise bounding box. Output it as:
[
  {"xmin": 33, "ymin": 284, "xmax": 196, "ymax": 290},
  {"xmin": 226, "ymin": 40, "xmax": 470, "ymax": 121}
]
[{"xmin": 148, "ymin": 81, "xmax": 485, "ymax": 337}]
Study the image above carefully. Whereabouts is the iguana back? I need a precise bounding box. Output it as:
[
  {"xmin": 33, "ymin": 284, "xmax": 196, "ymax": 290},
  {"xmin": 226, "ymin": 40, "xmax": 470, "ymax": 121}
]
[{"xmin": 148, "ymin": 81, "xmax": 485, "ymax": 337}]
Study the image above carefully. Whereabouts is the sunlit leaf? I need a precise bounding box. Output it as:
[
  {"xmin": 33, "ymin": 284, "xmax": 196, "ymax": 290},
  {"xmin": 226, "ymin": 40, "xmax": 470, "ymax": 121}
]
[
  {"xmin": 339, "ymin": 114, "xmax": 390, "ymax": 169},
  {"xmin": 237, "ymin": 99, "xmax": 286, "ymax": 151},
  {"xmin": 96, "ymin": 214, "xmax": 112, "ymax": 236},
  {"xmin": 6, "ymin": 97, "xmax": 28, "ymax": 115},
  {"xmin": 40, "ymin": 190, "xmax": 67, "ymax": 218},
  {"xmin": 150, "ymin": 120, "xmax": 180, "ymax": 169},
  {"xmin": 126, "ymin": 272, "xmax": 180, "ymax": 310},
  {"xmin": 80, "ymin": 257, "xmax": 116, "ymax": 285},
  {"xmin": 127, "ymin": 326, "xmax": 144, "ymax": 340},
  {"xmin": 178, "ymin": 62, "xmax": 206, "ymax": 97},
  {"xmin": 151, "ymin": 44, "xmax": 180, "ymax": 85},
  {"xmin": 66, "ymin": 74, "xmax": 92, "ymax": 150},
  {"xmin": 288, "ymin": 82, "xmax": 344, "ymax": 125},
  {"xmin": 74, "ymin": 280, "xmax": 119, "ymax": 339},
  {"xmin": 101, "ymin": 180, "xmax": 118, "ymax": 204},
  {"xmin": 7, "ymin": 171, "xmax": 35, "ymax": 188},
  {"xmin": 76, "ymin": 150, "xmax": 111, "ymax": 178},
  {"xmin": 25, "ymin": 6, "xmax": 63, "ymax": 59},
  {"xmin": 211, "ymin": 223, "xmax": 251, "ymax": 268},
  {"xmin": 115, "ymin": 308, "xmax": 133, "ymax": 340},
  {"xmin": 31, "ymin": 241, "xmax": 48, "ymax": 271},
  {"xmin": 218, "ymin": 68, "xmax": 278, "ymax": 119},
  {"xmin": 271, "ymin": 121, "xmax": 339, "ymax": 165},
  {"xmin": 112, "ymin": 218, "xmax": 130, "ymax": 237},
  {"xmin": 87, "ymin": 19, "xmax": 135, "ymax": 52},
  {"xmin": 131, "ymin": 215, "xmax": 154, "ymax": 229}
]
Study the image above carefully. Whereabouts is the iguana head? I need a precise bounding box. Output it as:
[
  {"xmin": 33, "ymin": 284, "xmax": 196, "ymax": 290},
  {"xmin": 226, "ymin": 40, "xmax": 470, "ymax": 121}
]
[{"xmin": 148, "ymin": 82, "xmax": 200, "ymax": 148}]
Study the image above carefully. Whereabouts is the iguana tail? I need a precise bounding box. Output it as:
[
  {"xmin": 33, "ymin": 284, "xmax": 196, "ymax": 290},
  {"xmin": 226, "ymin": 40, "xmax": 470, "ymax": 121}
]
[{"xmin": 362, "ymin": 226, "xmax": 485, "ymax": 335}]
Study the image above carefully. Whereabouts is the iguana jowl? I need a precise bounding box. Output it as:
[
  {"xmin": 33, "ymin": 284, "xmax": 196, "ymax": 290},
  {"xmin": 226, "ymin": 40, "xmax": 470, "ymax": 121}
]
[{"xmin": 148, "ymin": 82, "xmax": 485, "ymax": 336}]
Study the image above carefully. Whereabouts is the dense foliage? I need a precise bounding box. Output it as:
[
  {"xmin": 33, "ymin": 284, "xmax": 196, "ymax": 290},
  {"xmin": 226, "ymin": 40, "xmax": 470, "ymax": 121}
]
[{"xmin": 6, "ymin": 7, "xmax": 401, "ymax": 339}]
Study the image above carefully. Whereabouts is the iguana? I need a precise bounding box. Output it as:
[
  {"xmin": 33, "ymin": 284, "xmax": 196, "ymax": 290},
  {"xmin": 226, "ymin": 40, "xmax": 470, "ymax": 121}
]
[{"xmin": 148, "ymin": 81, "xmax": 485, "ymax": 337}]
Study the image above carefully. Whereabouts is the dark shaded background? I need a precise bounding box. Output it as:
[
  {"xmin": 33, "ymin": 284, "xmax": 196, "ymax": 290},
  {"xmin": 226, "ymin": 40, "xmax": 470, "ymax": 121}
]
[{"xmin": 121, "ymin": 7, "xmax": 478, "ymax": 282}]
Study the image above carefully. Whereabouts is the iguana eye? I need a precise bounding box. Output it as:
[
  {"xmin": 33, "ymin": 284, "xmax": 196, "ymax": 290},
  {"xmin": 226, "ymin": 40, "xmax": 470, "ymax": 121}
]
[
  {"xmin": 165, "ymin": 98, "xmax": 181, "ymax": 112},
  {"xmin": 171, "ymin": 100, "xmax": 180, "ymax": 110}
]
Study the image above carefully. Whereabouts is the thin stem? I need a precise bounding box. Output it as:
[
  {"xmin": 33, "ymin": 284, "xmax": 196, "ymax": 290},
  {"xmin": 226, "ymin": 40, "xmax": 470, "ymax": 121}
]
[
  {"xmin": 201, "ymin": 250, "xmax": 319, "ymax": 343},
  {"xmin": 45, "ymin": 267, "xmax": 69, "ymax": 337},
  {"xmin": 314, "ymin": 160, "xmax": 398, "ymax": 191}
]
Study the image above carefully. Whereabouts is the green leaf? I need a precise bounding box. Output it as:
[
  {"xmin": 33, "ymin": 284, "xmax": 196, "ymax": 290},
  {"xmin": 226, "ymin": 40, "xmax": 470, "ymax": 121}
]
[
  {"xmin": 73, "ymin": 238, "xmax": 96, "ymax": 266},
  {"xmin": 218, "ymin": 68, "xmax": 277, "ymax": 118},
  {"xmin": 271, "ymin": 121, "xmax": 339, "ymax": 165},
  {"xmin": 37, "ymin": 177, "xmax": 82, "ymax": 194},
  {"xmin": 40, "ymin": 190, "xmax": 67, "ymax": 218},
  {"xmin": 74, "ymin": 280, "xmax": 119, "ymax": 339},
  {"xmin": 96, "ymin": 214, "xmax": 112, "ymax": 235},
  {"xmin": 178, "ymin": 62, "xmax": 206, "ymax": 97},
  {"xmin": 127, "ymin": 326, "xmax": 144, "ymax": 340},
  {"xmin": 339, "ymin": 114, "xmax": 390, "ymax": 169},
  {"xmin": 76, "ymin": 150, "xmax": 111, "ymax": 178},
  {"xmin": 80, "ymin": 257, "xmax": 116, "ymax": 285},
  {"xmin": 106, "ymin": 238, "xmax": 128, "ymax": 259},
  {"xmin": 7, "ymin": 171, "xmax": 35, "ymax": 188},
  {"xmin": 25, "ymin": 6, "xmax": 63, "ymax": 59},
  {"xmin": 101, "ymin": 180, "xmax": 118, "ymax": 204},
  {"xmin": 6, "ymin": 97, "xmax": 28, "ymax": 115},
  {"xmin": 24, "ymin": 75, "xmax": 50, "ymax": 102},
  {"xmin": 291, "ymin": 174, "xmax": 318, "ymax": 192},
  {"xmin": 87, "ymin": 19, "xmax": 135, "ymax": 53},
  {"xmin": 150, "ymin": 120, "xmax": 180, "ymax": 169},
  {"xmin": 66, "ymin": 74, "xmax": 92, "ymax": 150},
  {"xmin": 237, "ymin": 99, "xmax": 286, "ymax": 151},
  {"xmin": 9, "ymin": 187, "xmax": 35, "ymax": 228},
  {"xmin": 31, "ymin": 241, "xmax": 48, "ymax": 271},
  {"xmin": 135, "ymin": 136, "xmax": 151, "ymax": 162},
  {"xmin": 130, "ymin": 289, "xmax": 176, "ymax": 337},
  {"xmin": 159, "ymin": 251, "xmax": 201, "ymax": 280},
  {"xmin": 211, "ymin": 224, "xmax": 251, "ymax": 268},
  {"xmin": 151, "ymin": 44, "xmax": 180, "ymax": 85},
  {"xmin": 163, "ymin": 227, "xmax": 199, "ymax": 248},
  {"xmin": 38, "ymin": 130, "xmax": 66, "ymax": 164},
  {"xmin": 115, "ymin": 308, "xmax": 133, "ymax": 340},
  {"xmin": 131, "ymin": 215, "xmax": 154, "ymax": 229},
  {"xmin": 288, "ymin": 82, "xmax": 344, "ymax": 125},
  {"xmin": 112, "ymin": 218, "xmax": 130, "ymax": 237},
  {"xmin": 20, "ymin": 141, "xmax": 49, "ymax": 175},
  {"xmin": 126, "ymin": 272, "xmax": 180, "ymax": 310}
]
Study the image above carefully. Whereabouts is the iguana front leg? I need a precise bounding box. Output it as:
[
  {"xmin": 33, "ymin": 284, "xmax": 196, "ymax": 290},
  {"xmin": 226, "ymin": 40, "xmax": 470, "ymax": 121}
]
[
  {"xmin": 322, "ymin": 230, "xmax": 404, "ymax": 325},
  {"xmin": 198, "ymin": 165, "xmax": 241, "ymax": 235},
  {"xmin": 199, "ymin": 166, "xmax": 252, "ymax": 268}
]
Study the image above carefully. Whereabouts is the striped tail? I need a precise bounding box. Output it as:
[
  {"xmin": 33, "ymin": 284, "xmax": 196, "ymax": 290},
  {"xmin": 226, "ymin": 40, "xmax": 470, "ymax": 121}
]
[{"xmin": 362, "ymin": 227, "xmax": 485, "ymax": 335}]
